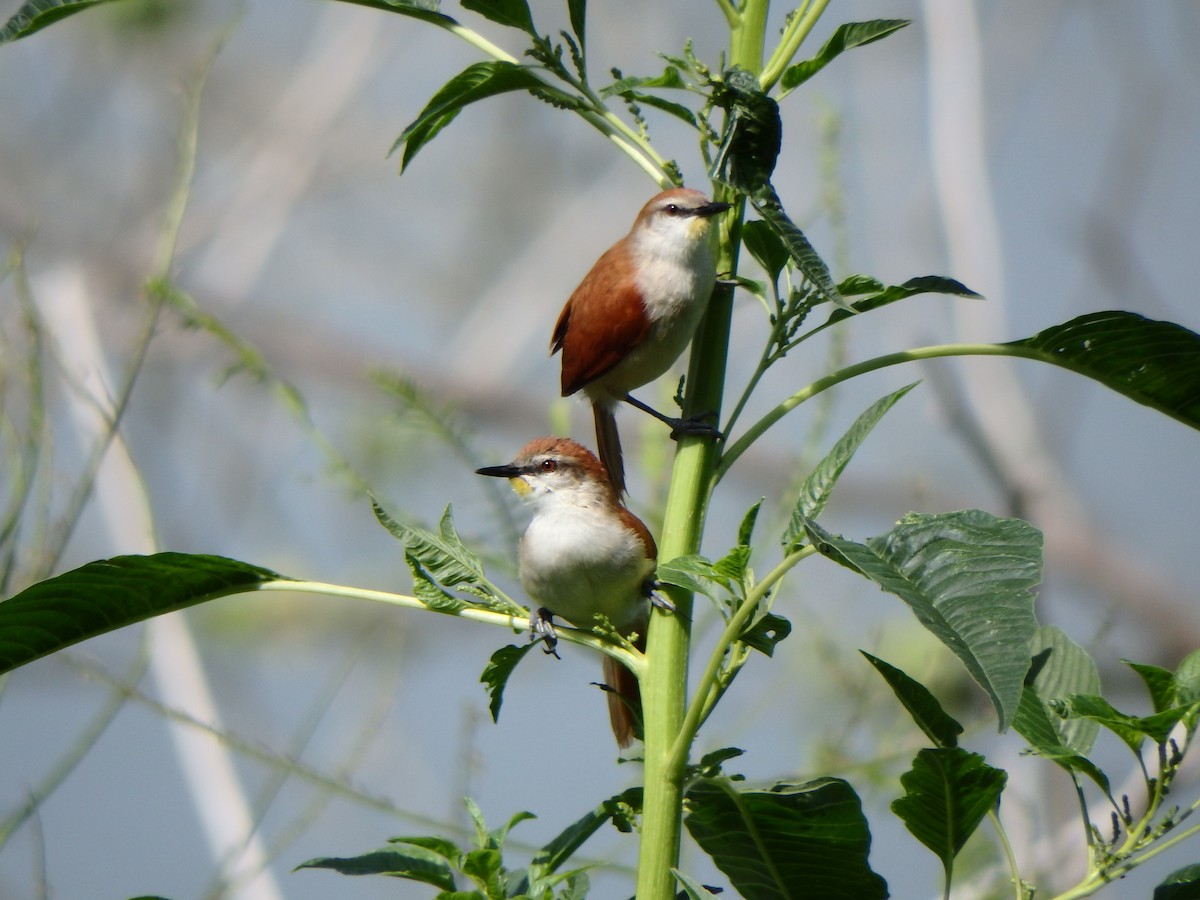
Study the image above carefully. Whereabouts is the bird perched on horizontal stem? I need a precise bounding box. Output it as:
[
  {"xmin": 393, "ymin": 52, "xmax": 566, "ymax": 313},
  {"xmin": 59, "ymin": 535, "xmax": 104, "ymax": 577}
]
[
  {"xmin": 476, "ymin": 436, "xmax": 667, "ymax": 748},
  {"xmin": 551, "ymin": 187, "xmax": 731, "ymax": 496}
]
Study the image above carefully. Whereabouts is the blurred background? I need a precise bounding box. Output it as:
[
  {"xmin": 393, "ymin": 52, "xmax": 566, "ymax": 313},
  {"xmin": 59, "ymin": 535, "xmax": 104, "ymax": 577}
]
[{"xmin": 1, "ymin": 1, "xmax": 1198, "ymax": 897}]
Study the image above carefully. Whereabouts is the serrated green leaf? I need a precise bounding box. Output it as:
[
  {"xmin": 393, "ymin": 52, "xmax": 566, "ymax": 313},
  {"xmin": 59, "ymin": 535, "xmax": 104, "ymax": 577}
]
[
  {"xmin": 391, "ymin": 62, "xmax": 564, "ymax": 173},
  {"xmin": 780, "ymin": 20, "xmax": 911, "ymax": 94},
  {"xmin": 0, "ymin": 553, "xmax": 283, "ymax": 676},
  {"xmin": 566, "ymin": 0, "xmax": 585, "ymax": 50},
  {"xmin": 1067, "ymin": 693, "xmax": 1197, "ymax": 750},
  {"xmin": 685, "ymin": 777, "xmax": 887, "ymax": 900},
  {"xmin": 601, "ymin": 65, "xmax": 687, "ymax": 95},
  {"xmin": 783, "ymin": 385, "xmax": 915, "ymax": 548},
  {"xmin": 891, "ymin": 747, "xmax": 1006, "ymax": 882},
  {"xmin": 526, "ymin": 787, "xmax": 642, "ymax": 884},
  {"xmin": 751, "ymin": 186, "xmax": 847, "ymax": 311},
  {"xmin": 821, "ymin": 275, "xmax": 981, "ymax": 326},
  {"xmin": 297, "ymin": 846, "xmax": 456, "ymax": 889},
  {"xmin": 736, "ymin": 498, "xmax": 763, "ymax": 547},
  {"xmin": 1006, "ymin": 311, "xmax": 1200, "ymax": 431},
  {"xmin": 460, "ymin": 0, "xmax": 533, "ymax": 33},
  {"xmin": 1155, "ymin": 863, "xmax": 1200, "ymax": 899},
  {"xmin": 373, "ymin": 499, "xmax": 501, "ymax": 604},
  {"xmin": 480, "ymin": 642, "xmax": 536, "ymax": 722},
  {"xmin": 739, "ymin": 613, "xmax": 791, "ymax": 656},
  {"xmin": 806, "ymin": 510, "xmax": 1042, "ymax": 730},
  {"xmin": 406, "ymin": 554, "xmax": 467, "ymax": 612},
  {"xmin": 655, "ymin": 554, "xmax": 718, "ymax": 597},
  {"xmin": 861, "ymin": 652, "xmax": 963, "ymax": 748},
  {"xmin": 742, "ymin": 220, "xmax": 790, "ymax": 283},
  {"xmin": 0, "ymin": 0, "xmax": 117, "ymax": 41}
]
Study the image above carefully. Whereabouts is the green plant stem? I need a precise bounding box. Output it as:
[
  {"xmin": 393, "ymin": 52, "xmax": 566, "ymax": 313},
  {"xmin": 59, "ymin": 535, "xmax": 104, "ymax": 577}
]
[
  {"xmin": 761, "ymin": 0, "xmax": 832, "ymax": 92},
  {"xmin": 988, "ymin": 808, "xmax": 1026, "ymax": 900},
  {"xmin": 670, "ymin": 545, "xmax": 814, "ymax": 771},
  {"xmin": 717, "ymin": 342, "xmax": 1032, "ymax": 482},
  {"xmin": 254, "ymin": 580, "xmax": 646, "ymax": 677},
  {"xmin": 713, "ymin": 0, "xmax": 739, "ymax": 30}
]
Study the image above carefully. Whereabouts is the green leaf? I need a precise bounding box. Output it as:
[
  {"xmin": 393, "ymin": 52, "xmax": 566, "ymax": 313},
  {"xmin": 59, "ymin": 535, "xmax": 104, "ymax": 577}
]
[
  {"xmin": 1011, "ymin": 685, "xmax": 1112, "ymax": 796},
  {"xmin": 460, "ymin": 0, "xmax": 533, "ymax": 33},
  {"xmin": 391, "ymin": 62, "xmax": 566, "ymax": 173},
  {"xmin": 600, "ymin": 66, "xmax": 687, "ymax": 95},
  {"xmin": 388, "ymin": 835, "xmax": 462, "ymax": 861},
  {"xmin": 373, "ymin": 500, "xmax": 503, "ymax": 605},
  {"xmin": 1022, "ymin": 625, "xmax": 1101, "ymax": 754},
  {"xmin": 1066, "ymin": 693, "xmax": 1197, "ymax": 750},
  {"xmin": 327, "ymin": 0, "xmax": 453, "ymax": 27},
  {"xmin": 685, "ymin": 777, "xmax": 887, "ymax": 900},
  {"xmin": 614, "ymin": 91, "xmax": 698, "ymax": 129},
  {"xmin": 566, "ymin": 0, "xmax": 585, "ymax": 50},
  {"xmin": 526, "ymin": 787, "xmax": 642, "ymax": 883},
  {"xmin": 710, "ymin": 68, "xmax": 781, "ymax": 190},
  {"xmin": 751, "ymin": 186, "xmax": 848, "ymax": 311},
  {"xmin": 742, "ymin": 219, "xmax": 790, "ymax": 284},
  {"xmin": 822, "ymin": 275, "xmax": 980, "ymax": 325},
  {"xmin": 781, "ymin": 20, "xmax": 911, "ymax": 93},
  {"xmin": 805, "ymin": 510, "xmax": 1042, "ymax": 730},
  {"xmin": 655, "ymin": 554, "xmax": 718, "ymax": 597},
  {"xmin": 406, "ymin": 554, "xmax": 467, "ymax": 613},
  {"xmin": 739, "ymin": 612, "xmax": 791, "ymax": 656},
  {"xmin": 1177, "ymin": 650, "xmax": 1200, "ymax": 706},
  {"xmin": 783, "ymin": 384, "xmax": 916, "ymax": 548},
  {"xmin": 296, "ymin": 845, "xmax": 456, "ymax": 889},
  {"xmin": 1127, "ymin": 660, "xmax": 1179, "ymax": 714},
  {"xmin": 891, "ymin": 747, "xmax": 1006, "ymax": 882},
  {"xmin": 861, "ymin": 651, "xmax": 963, "ymax": 749},
  {"xmin": 0, "ymin": 553, "xmax": 283, "ymax": 676},
  {"xmin": 736, "ymin": 498, "xmax": 763, "ymax": 548},
  {"xmin": 672, "ymin": 868, "xmax": 718, "ymax": 900},
  {"xmin": 480, "ymin": 642, "xmax": 536, "ymax": 722},
  {"xmin": 1006, "ymin": 311, "xmax": 1200, "ymax": 431},
  {"xmin": 0, "ymin": 0, "xmax": 117, "ymax": 43},
  {"xmin": 1155, "ymin": 863, "xmax": 1200, "ymax": 899}
]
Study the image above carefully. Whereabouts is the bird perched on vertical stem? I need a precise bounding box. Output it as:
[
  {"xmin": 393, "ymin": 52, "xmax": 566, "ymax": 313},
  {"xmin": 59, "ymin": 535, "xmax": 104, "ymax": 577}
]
[
  {"xmin": 551, "ymin": 187, "xmax": 730, "ymax": 496},
  {"xmin": 476, "ymin": 437, "xmax": 663, "ymax": 747}
]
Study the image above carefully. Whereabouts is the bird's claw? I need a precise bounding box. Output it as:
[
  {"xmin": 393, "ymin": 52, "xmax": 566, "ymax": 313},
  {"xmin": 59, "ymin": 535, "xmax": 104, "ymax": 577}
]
[
  {"xmin": 668, "ymin": 412, "xmax": 722, "ymax": 442},
  {"xmin": 529, "ymin": 607, "xmax": 561, "ymax": 658}
]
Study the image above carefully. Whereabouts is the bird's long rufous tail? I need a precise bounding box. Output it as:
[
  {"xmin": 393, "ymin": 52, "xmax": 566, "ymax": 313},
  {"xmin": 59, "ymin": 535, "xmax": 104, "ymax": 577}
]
[
  {"xmin": 602, "ymin": 648, "xmax": 642, "ymax": 749},
  {"xmin": 592, "ymin": 402, "xmax": 626, "ymax": 497}
]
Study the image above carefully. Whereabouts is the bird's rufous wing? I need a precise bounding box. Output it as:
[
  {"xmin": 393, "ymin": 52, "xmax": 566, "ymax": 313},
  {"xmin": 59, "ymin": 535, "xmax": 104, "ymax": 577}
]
[{"xmin": 551, "ymin": 244, "xmax": 651, "ymax": 397}]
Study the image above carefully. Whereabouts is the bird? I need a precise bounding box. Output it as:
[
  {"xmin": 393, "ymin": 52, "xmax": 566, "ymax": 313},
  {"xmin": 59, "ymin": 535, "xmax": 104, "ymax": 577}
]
[
  {"xmin": 476, "ymin": 436, "xmax": 663, "ymax": 747},
  {"xmin": 551, "ymin": 187, "xmax": 731, "ymax": 496}
]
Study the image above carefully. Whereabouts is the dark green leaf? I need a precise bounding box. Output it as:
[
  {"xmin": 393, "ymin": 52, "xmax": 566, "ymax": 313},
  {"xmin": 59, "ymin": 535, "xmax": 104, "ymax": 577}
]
[
  {"xmin": 1066, "ymin": 694, "xmax": 1197, "ymax": 750},
  {"xmin": 460, "ymin": 0, "xmax": 533, "ymax": 34},
  {"xmin": 1155, "ymin": 864, "xmax": 1200, "ymax": 899},
  {"xmin": 781, "ymin": 20, "xmax": 911, "ymax": 93},
  {"xmin": 821, "ymin": 275, "xmax": 980, "ymax": 326},
  {"xmin": 614, "ymin": 91, "xmax": 698, "ymax": 129},
  {"xmin": 1128, "ymin": 660, "xmax": 1179, "ymax": 714},
  {"xmin": 1177, "ymin": 650, "xmax": 1200, "ymax": 706},
  {"xmin": 480, "ymin": 642, "xmax": 535, "ymax": 722},
  {"xmin": 297, "ymin": 846, "xmax": 456, "ymax": 889},
  {"xmin": 739, "ymin": 613, "xmax": 791, "ymax": 656},
  {"xmin": 391, "ymin": 62, "xmax": 566, "ymax": 173},
  {"xmin": 327, "ymin": 0, "xmax": 453, "ymax": 26},
  {"xmin": 861, "ymin": 651, "xmax": 963, "ymax": 748},
  {"xmin": 710, "ymin": 68, "xmax": 781, "ymax": 190},
  {"xmin": 685, "ymin": 777, "xmax": 887, "ymax": 900},
  {"xmin": 600, "ymin": 66, "xmax": 687, "ymax": 95},
  {"xmin": 751, "ymin": 186, "xmax": 848, "ymax": 311},
  {"xmin": 742, "ymin": 220, "xmax": 790, "ymax": 283},
  {"xmin": 406, "ymin": 554, "xmax": 467, "ymax": 613},
  {"xmin": 566, "ymin": 0, "xmax": 585, "ymax": 49},
  {"xmin": 891, "ymin": 747, "xmax": 1006, "ymax": 880},
  {"xmin": 387, "ymin": 835, "xmax": 461, "ymax": 861},
  {"xmin": 737, "ymin": 498, "xmax": 763, "ymax": 548},
  {"xmin": 0, "ymin": 553, "xmax": 283, "ymax": 676},
  {"xmin": 693, "ymin": 747, "xmax": 745, "ymax": 779},
  {"xmin": 672, "ymin": 869, "xmax": 719, "ymax": 899},
  {"xmin": 783, "ymin": 385, "xmax": 916, "ymax": 548},
  {"xmin": 527, "ymin": 787, "xmax": 642, "ymax": 881},
  {"xmin": 1011, "ymin": 685, "xmax": 1112, "ymax": 795},
  {"xmin": 0, "ymin": 0, "xmax": 117, "ymax": 42},
  {"xmin": 1006, "ymin": 311, "xmax": 1200, "ymax": 431},
  {"xmin": 1021, "ymin": 626, "xmax": 1101, "ymax": 755},
  {"xmin": 806, "ymin": 510, "xmax": 1041, "ymax": 730}
]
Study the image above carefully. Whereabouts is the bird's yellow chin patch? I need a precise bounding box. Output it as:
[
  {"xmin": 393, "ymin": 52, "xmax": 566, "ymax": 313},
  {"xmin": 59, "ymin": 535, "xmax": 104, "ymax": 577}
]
[
  {"xmin": 687, "ymin": 217, "xmax": 712, "ymax": 239},
  {"xmin": 510, "ymin": 477, "xmax": 532, "ymax": 497}
]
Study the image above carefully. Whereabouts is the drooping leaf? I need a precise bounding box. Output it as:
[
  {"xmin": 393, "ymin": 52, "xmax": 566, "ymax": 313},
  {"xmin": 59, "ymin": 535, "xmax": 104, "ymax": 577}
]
[
  {"xmin": 655, "ymin": 554, "xmax": 719, "ymax": 597},
  {"xmin": 525, "ymin": 787, "xmax": 642, "ymax": 884},
  {"xmin": 861, "ymin": 652, "xmax": 963, "ymax": 749},
  {"xmin": 613, "ymin": 91, "xmax": 698, "ymax": 128},
  {"xmin": 480, "ymin": 642, "xmax": 536, "ymax": 722},
  {"xmin": 751, "ymin": 186, "xmax": 848, "ymax": 311},
  {"xmin": 327, "ymin": 0, "xmax": 452, "ymax": 26},
  {"xmin": 822, "ymin": 275, "xmax": 981, "ymax": 325},
  {"xmin": 1155, "ymin": 863, "xmax": 1200, "ymax": 899},
  {"xmin": 296, "ymin": 845, "xmax": 456, "ymax": 889},
  {"xmin": 780, "ymin": 20, "xmax": 911, "ymax": 94},
  {"xmin": 738, "ymin": 612, "xmax": 791, "ymax": 656},
  {"xmin": 805, "ymin": 510, "xmax": 1042, "ymax": 730},
  {"xmin": 1011, "ymin": 685, "xmax": 1112, "ymax": 796},
  {"xmin": 405, "ymin": 554, "xmax": 466, "ymax": 613},
  {"xmin": 1006, "ymin": 311, "xmax": 1200, "ymax": 431},
  {"xmin": 390, "ymin": 62, "xmax": 572, "ymax": 173},
  {"xmin": 460, "ymin": 0, "xmax": 534, "ymax": 33},
  {"xmin": 1065, "ymin": 694, "xmax": 1198, "ymax": 751},
  {"xmin": 783, "ymin": 384, "xmax": 916, "ymax": 548},
  {"xmin": 0, "ymin": 0, "xmax": 118, "ymax": 42},
  {"xmin": 1127, "ymin": 660, "xmax": 1179, "ymax": 714},
  {"xmin": 0, "ymin": 553, "xmax": 283, "ymax": 676},
  {"xmin": 685, "ymin": 777, "xmax": 888, "ymax": 900},
  {"xmin": 891, "ymin": 747, "xmax": 1006, "ymax": 883}
]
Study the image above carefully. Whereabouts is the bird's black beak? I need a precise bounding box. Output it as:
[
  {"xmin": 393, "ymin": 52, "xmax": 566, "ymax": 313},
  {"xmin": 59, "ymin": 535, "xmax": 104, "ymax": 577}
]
[
  {"xmin": 476, "ymin": 463, "xmax": 522, "ymax": 479},
  {"xmin": 696, "ymin": 201, "xmax": 732, "ymax": 218}
]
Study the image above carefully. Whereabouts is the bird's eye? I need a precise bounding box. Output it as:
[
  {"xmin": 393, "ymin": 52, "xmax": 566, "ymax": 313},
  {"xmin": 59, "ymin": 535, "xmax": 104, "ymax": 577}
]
[
  {"xmin": 539, "ymin": 459, "xmax": 558, "ymax": 473},
  {"xmin": 663, "ymin": 203, "xmax": 681, "ymax": 216}
]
